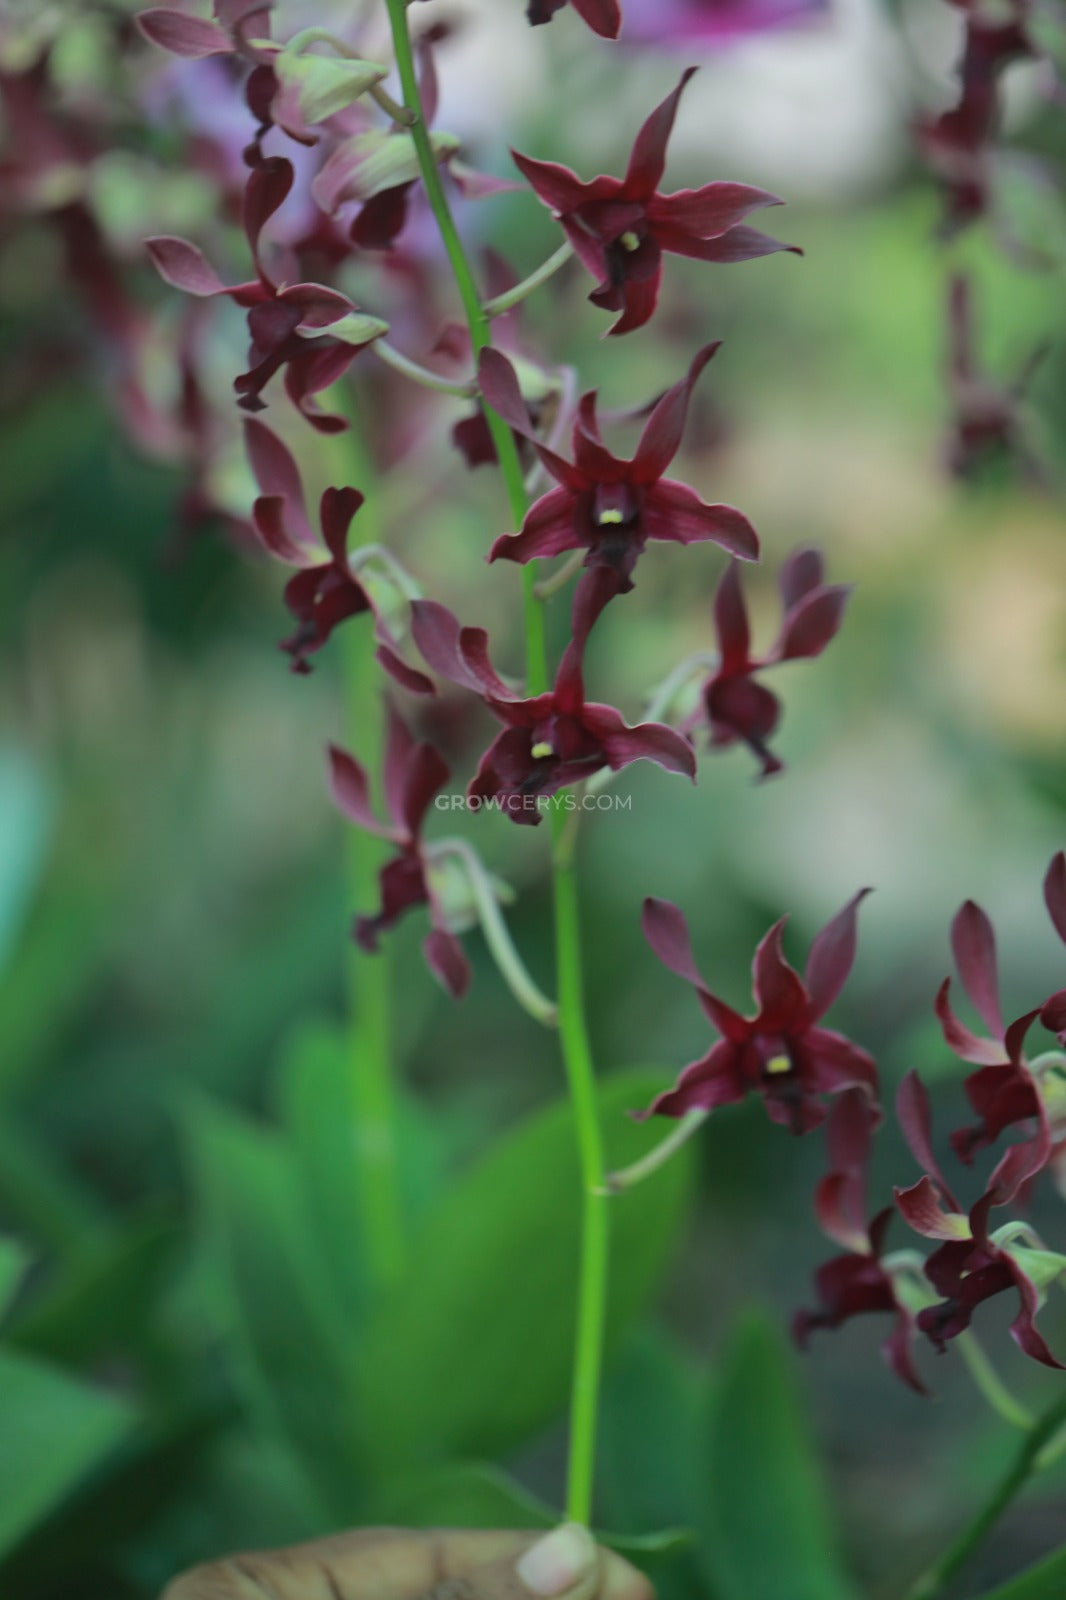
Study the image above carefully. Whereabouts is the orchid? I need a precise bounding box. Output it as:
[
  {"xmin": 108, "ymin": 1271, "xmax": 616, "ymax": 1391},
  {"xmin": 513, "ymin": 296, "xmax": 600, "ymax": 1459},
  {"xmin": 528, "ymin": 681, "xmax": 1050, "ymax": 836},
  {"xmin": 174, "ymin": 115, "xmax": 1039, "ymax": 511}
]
[
  {"xmin": 511, "ymin": 68, "xmax": 798, "ymax": 335},
  {"xmin": 639, "ymin": 890, "xmax": 878, "ymax": 1132},
  {"xmin": 481, "ymin": 342, "xmax": 757, "ymax": 589}
]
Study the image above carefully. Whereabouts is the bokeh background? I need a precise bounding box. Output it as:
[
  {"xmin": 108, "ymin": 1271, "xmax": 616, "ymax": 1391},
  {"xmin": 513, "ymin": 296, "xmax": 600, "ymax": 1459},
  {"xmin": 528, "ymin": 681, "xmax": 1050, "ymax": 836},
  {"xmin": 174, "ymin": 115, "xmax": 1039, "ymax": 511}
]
[{"xmin": 2, "ymin": 1, "xmax": 1066, "ymax": 1596}]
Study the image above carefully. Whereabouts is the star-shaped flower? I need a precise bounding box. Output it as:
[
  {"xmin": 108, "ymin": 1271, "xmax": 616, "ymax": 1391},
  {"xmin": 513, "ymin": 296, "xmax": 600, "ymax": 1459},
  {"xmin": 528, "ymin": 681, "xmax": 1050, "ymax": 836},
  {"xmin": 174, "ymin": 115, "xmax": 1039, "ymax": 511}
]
[
  {"xmin": 481, "ymin": 342, "xmax": 757, "ymax": 590},
  {"xmin": 511, "ymin": 68, "xmax": 798, "ymax": 334},
  {"xmin": 639, "ymin": 889, "xmax": 878, "ymax": 1133}
]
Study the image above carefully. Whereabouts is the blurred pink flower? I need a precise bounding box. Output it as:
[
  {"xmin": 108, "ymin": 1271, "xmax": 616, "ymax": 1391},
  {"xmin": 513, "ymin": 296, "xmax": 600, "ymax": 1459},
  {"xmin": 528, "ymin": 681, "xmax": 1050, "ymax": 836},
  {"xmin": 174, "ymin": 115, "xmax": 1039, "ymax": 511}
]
[{"xmin": 620, "ymin": 0, "xmax": 829, "ymax": 46}]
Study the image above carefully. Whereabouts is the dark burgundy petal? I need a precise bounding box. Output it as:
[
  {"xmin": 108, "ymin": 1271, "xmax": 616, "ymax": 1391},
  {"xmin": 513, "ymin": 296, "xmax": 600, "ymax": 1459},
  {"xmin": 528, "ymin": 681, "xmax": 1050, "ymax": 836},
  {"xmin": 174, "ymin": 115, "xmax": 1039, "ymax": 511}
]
[
  {"xmin": 639, "ymin": 1040, "xmax": 747, "ymax": 1118},
  {"xmin": 896, "ymin": 1070, "xmax": 960, "ymax": 1205},
  {"xmin": 642, "ymin": 481, "xmax": 759, "ymax": 559},
  {"xmin": 655, "ymin": 221, "xmax": 801, "ymax": 264},
  {"xmin": 138, "ymin": 9, "xmax": 233, "ymax": 55},
  {"xmin": 712, "ymin": 564, "xmax": 751, "ymax": 674},
  {"xmin": 356, "ymin": 855, "xmax": 429, "ymax": 951},
  {"xmin": 894, "ymin": 1176, "xmax": 970, "ymax": 1241},
  {"xmin": 772, "ymin": 585, "xmax": 851, "ymax": 662},
  {"xmin": 1045, "ymin": 851, "xmax": 1066, "ymax": 945},
  {"xmin": 951, "ymin": 899, "xmax": 1004, "ymax": 1039},
  {"xmin": 934, "ymin": 978, "xmax": 1005, "ymax": 1066},
  {"xmin": 705, "ymin": 672, "xmax": 782, "ymax": 778},
  {"xmin": 244, "ymin": 417, "xmax": 305, "ymax": 512},
  {"xmin": 251, "ymin": 495, "xmax": 310, "ymax": 566},
  {"xmin": 279, "ymin": 282, "xmax": 355, "ymax": 329},
  {"xmin": 410, "ymin": 601, "xmax": 513, "ymax": 699},
  {"xmin": 646, "ymin": 181, "xmax": 783, "ymax": 237},
  {"xmin": 319, "ymin": 487, "xmax": 363, "ymax": 565},
  {"xmin": 642, "ymin": 897, "xmax": 704, "ymax": 987},
  {"xmin": 805, "ymin": 1028, "xmax": 880, "ymax": 1102},
  {"xmin": 598, "ymin": 716, "xmax": 697, "ymax": 779},
  {"xmin": 1041, "ymin": 987, "xmax": 1066, "ymax": 1037},
  {"xmin": 604, "ymin": 265, "xmax": 662, "ymax": 337},
  {"xmin": 623, "ymin": 68, "xmax": 697, "ymax": 199},
  {"xmin": 696, "ymin": 988, "xmax": 750, "ymax": 1043},
  {"xmin": 883, "ymin": 1312, "xmax": 929, "ymax": 1395},
  {"xmin": 951, "ymin": 1060, "xmax": 1041, "ymax": 1165},
  {"xmin": 778, "ymin": 547, "xmax": 824, "ymax": 610},
  {"xmin": 424, "ymin": 928, "xmax": 471, "ymax": 999},
  {"xmin": 146, "ymin": 236, "xmax": 229, "ymax": 297},
  {"xmin": 381, "ymin": 708, "xmax": 417, "ymax": 834},
  {"xmin": 488, "ymin": 486, "xmax": 578, "ymax": 565},
  {"xmin": 814, "ymin": 1174, "xmax": 866, "ymax": 1253},
  {"xmin": 400, "ymin": 742, "xmax": 449, "ymax": 839},
  {"xmin": 561, "ymin": 215, "xmax": 612, "ymax": 284},
  {"xmin": 569, "ymin": 0, "xmax": 623, "ymax": 38},
  {"xmin": 572, "ymin": 394, "xmax": 627, "ymax": 480},
  {"xmin": 477, "ymin": 348, "xmax": 539, "ymax": 440},
  {"xmin": 243, "ymin": 157, "xmax": 294, "ymax": 279},
  {"xmin": 633, "ymin": 341, "xmax": 720, "ymax": 481},
  {"xmin": 328, "ymin": 743, "xmax": 388, "ymax": 835},
  {"xmin": 1007, "ymin": 1256, "xmax": 1066, "ymax": 1369},
  {"xmin": 351, "ymin": 184, "xmax": 414, "ymax": 250},
  {"xmin": 510, "ymin": 148, "xmax": 599, "ymax": 215},
  {"xmin": 805, "ymin": 888, "xmax": 871, "ymax": 1023},
  {"xmin": 453, "ymin": 412, "xmax": 497, "ymax": 470},
  {"xmin": 816, "ymin": 1089, "xmax": 874, "ymax": 1249},
  {"xmin": 751, "ymin": 919, "xmax": 809, "ymax": 1032},
  {"xmin": 375, "ymin": 643, "xmax": 435, "ymax": 698}
]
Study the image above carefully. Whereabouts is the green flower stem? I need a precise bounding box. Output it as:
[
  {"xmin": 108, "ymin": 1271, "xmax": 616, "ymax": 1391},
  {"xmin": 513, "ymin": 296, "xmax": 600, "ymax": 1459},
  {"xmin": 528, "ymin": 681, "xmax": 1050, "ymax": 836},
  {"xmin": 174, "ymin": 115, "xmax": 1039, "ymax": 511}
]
[
  {"xmin": 551, "ymin": 804, "xmax": 610, "ymax": 1527},
  {"xmin": 603, "ymin": 1108, "xmax": 709, "ymax": 1195},
  {"xmin": 330, "ymin": 402, "xmax": 408, "ymax": 1292},
  {"xmin": 483, "ymin": 242, "xmax": 575, "ymax": 317},
  {"xmin": 383, "ymin": 0, "xmax": 605, "ymax": 1524},
  {"xmin": 906, "ymin": 1395, "xmax": 1066, "ymax": 1600},
  {"xmin": 372, "ymin": 339, "xmax": 476, "ymax": 397},
  {"xmin": 956, "ymin": 1332, "xmax": 1034, "ymax": 1431}
]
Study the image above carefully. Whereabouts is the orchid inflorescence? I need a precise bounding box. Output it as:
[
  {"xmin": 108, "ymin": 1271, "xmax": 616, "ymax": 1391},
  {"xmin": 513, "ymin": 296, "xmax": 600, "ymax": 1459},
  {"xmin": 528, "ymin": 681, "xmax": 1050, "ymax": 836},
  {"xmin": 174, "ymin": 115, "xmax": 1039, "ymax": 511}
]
[{"xmin": 24, "ymin": 0, "xmax": 1056, "ymax": 1547}]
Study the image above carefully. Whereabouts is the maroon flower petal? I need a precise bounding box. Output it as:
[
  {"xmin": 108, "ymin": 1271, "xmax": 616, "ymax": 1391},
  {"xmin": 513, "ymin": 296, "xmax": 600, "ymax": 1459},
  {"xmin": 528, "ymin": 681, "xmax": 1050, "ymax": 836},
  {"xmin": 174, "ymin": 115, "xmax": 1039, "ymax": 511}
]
[
  {"xmin": 510, "ymin": 149, "xmax": 607, "ymax": 215},
  {"xmin": 146, "ymin": 236, "xmax": 230, "ymax": 297},
  {"xmin": 328, "ymin": 743, "xmax": 388, "ymax": 836},
  {"xmin": 640, "ymin": 1039, "xmax": 747, "ymax": 1118},
  {"xmin": 409, "ymin": 600, "xmax": 514, "ymax": 700},
  {"xmin": 375, "ymin": 643, "xmax": 435, "ymax": 698},
  {"xmin": 642, "ymin": 481, "xmax": 759, "ymax": 559},
  {"xmin": 950, "ymin": 1060, "xmax": 1040, "ymax": 1165},
  {"xmin": 951, "ymin": 899, "xmax": 1004, "ymax": 1040},
  {"xmin": 894, "ymin": 1176, "xmax": 969, "ymax": 1241},
  {"xmin": 896, "ymin": 1070, "xmax": 960, "ymax": 1205},
  {"xmin": 623, "ymin": 68, "xmax": 698, "ymax": 199},
  {"xmin": 138, "ymin": 9, "xmax": 233, "ymax": 56},
  {"xmin": 751, "ymin": 919, "xmax": 809, "ymax": 1032},
  {"xmin": 597, "ymin": 716, "xmax": 698, "ymax": 779},
  {"xmin": 251, "ymin": 495, "xmax": 311, "ymax": 566},
  {"xmin": 243, "ymin": 156, "xmax": 294, "ymax": 280},
  {"xmin": 713, "ymin": 563, "xmax": 752, "ymax": 674},
  {"xmin": 244, "ymin": 417, "xmax": 305, "ymax": 512},
  {"xmin": 603, "ymin": 267, "xmax": 662, "ymax": 337},
  {"xmin": 805, "ymin": 888, "xmax": 871, "ymax": 1024},
  {"xmin": 646, "ymin": 181, "xmax": 784, "ymax": 237},
  {"xmin": 488, "ymin": 486, "xmax": 578, "ymax": 565},
  {"xmin": 319, "ymin": 487, "xmax": 364, "ymax": 566},
  {"xmin": 772, "ymin": 585, "xmax": 851, "ymax": 662},
  {"xmin": 424, "ymin": 928, "xmax": 471, "ymax": 999},
  {"xmin": 815, "ymin": 1088, "xmax": 874, "ymax": 1250},
  {"xmin": 399, "ymin": 744, "xmax": 450, "ymax": 841},
  {"xmin": 805, "ymin": 1028, "xmax": 880, "ymax": 1102},
  {"xmin": 935, "ymin": 977, "xmax": 1006, "ymax": 1066},
  {"xmin": 1041, "ymin": 987, "xmax": 1066, "ymax": 1038},
  {"xmin": 778, "ymin": 547, "xmax": 824, "ymax": 610},
  {"xmin": 1045, "ymin": 851, "xmax": 1066, "ymax": 945},
  {"xmin": 633, "ymin": 340, "xmax": 720, "ymax": 481},
  {"xmin": 351, "ymin": 184, "xmax": 415, "ymax": 250},
  {"xmin": 1007, "ymin": 1256, "xmax": 1066, "ymax": 1369},
  {"xmin": 569, "ymin": 0, "xmax": 623, "ymax": 38},
  {"xmin": 642, "ymin": 896, "xmax": 705, "ymax": 987},
  {"xmin": 656, "ymin": 221, "xmax": 801, "ymax": 264}
]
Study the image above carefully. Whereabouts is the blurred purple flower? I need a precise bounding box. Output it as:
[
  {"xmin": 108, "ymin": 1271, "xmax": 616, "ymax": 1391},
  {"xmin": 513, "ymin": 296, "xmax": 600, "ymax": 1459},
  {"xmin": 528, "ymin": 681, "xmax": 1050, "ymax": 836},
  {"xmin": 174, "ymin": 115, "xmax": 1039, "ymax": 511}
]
[{"xmin": 620, "ymin": 0, "xmax": 829, "ymax": 45}]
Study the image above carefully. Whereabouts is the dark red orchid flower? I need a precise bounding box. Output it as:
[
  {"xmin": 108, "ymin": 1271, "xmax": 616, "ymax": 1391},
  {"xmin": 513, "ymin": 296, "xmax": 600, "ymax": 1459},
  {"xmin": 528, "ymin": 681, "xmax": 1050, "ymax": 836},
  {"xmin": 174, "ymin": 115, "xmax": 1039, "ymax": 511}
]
[
  {"xmin": 137, "ymin": 1, "xmax": 273, "ymax": 61},
  {"xmin": 329, "ymin": 710, "xmax": 470, "ymax": 998},
  {"xmin": 511, "ymin": 68, "xmax": 798, "ymax": 335},
  {"xmin": 894, "ymin": 1069, "xmax": 1064, "ymax": 1368},
  {"xmin": 945, "ymin": 276, "xmax": 1045, "ymax": 482},
  {"xmin": 481, "ymin": 343, "xmax": 757, "ymax": 590},
  {"xmin": 526, "ymin": 0, "xmax": 622, "ymax": 39},
  {"xmin": 689, "ymin": 548, "xmax": 850, "ymax": 779},
  {"xmin": 409, "ymin": 592, "xmax": 696, "ymax": 826},
  {"xmin": 243, "ymin": 418, "xmax": 433, "ymax": 690},
  {"xmin": 916, "ymin": 1, "xmax": 1037, "ymax": 236},
  {"xmin": 936, "ymin": 856, "xmax": 1066, "ymax": 1163},
  {"xmin": 639, "ymin": 889, "xmax": 878, "ymax": 1133},
  {"xmin": 148, "ymin": 156, "xmax": 385, "ymax": 431},
  {"xmin": 794, "ymin": 1091, "xmax": 927, "ymax": 1393}
]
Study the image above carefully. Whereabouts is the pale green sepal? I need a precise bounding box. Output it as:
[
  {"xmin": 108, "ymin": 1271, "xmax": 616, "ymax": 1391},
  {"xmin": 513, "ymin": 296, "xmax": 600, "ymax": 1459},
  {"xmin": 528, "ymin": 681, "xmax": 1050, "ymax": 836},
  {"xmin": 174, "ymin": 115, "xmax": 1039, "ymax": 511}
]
[
  {"xmin": 275, "ymin": 52, "xmax": 388, "ymax": 124},
  {"xmin": 298, "ymin": 311, "xmax": 389, "ymax": 346},
  {"xmin": 1003, "ymin": 1242, "xmax": 1066, "ymax": 1295}
]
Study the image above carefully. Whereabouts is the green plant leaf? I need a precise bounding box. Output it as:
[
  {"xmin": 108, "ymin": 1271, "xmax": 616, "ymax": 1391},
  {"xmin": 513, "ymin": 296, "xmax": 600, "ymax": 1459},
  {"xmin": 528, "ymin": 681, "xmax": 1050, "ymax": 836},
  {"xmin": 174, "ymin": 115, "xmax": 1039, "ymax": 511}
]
[
  {"xmin": 0, "ymin": 1236, "xmax": 30, "ymax": 1324},
  {"xmin": 0, "ymin": 1347, "xmax": 135, "ymax": 1561},
  {"xmin": 972, "ymin": 1544, "xmax": 1066, "ymax": 1600},
  {"xmin": 699, "ymin": 1309, "xmax": 855, "ymax": 1600},
  {"xmin": 180, "ymin": 1095, "xmax": 364, "ymax": 1515},
  {"xmin": 358, "ymin": 1067, "xmax": 694, "ymax": 1470}
]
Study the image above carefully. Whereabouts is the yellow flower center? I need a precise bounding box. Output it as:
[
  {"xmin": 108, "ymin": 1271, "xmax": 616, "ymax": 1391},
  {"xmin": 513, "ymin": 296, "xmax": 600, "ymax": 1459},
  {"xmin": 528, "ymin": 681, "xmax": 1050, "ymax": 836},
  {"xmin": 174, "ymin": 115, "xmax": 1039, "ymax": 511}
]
[
  {"xmin": 597, "ymin": 508, "xmax": 625, "ymax": 525},
  {"xmin": 765, "ymin": 1054, "xmax": 792, "ymax": 1076},
  {"xmin": 531, "ymin": 740, "xmax": 554, "ymax": 760},
  {"xmin": 619, "ymin": 231, "xmax": 641, "ymax": 252}
]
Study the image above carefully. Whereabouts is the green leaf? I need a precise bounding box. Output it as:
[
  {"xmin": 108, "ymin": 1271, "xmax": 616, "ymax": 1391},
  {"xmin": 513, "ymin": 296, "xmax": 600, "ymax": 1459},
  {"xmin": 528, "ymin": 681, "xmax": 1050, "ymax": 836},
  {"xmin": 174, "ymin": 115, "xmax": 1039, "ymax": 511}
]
[
  {"xmin": 180, "ymin": 1095, "xmax": 364, "ymax": 1514},
  {"xmin": 699, "ymin": 1309, "xmax": 855, "ymax": 1600},
  {"xmin": 973, "ymin": 1544, "xmax": 1066, "ymax": 1600},
  {"xmin": 0, "ymin": 1347, "xmax": 135, "ymax": 1561},
  {"xmin": 358, "ymin": 1068, "xmax": 694, "ymax": 1470},
  {"xmin": 597, "ymin": 1326, "xmax": 705, "ymax": 1537},
  {"xmin": 0, "ymin": 1236, "xmax": 30, "ymax": 1324}
]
